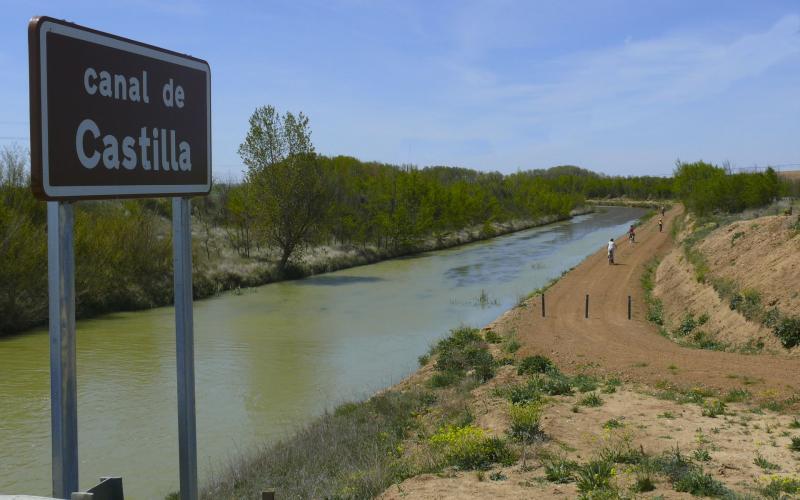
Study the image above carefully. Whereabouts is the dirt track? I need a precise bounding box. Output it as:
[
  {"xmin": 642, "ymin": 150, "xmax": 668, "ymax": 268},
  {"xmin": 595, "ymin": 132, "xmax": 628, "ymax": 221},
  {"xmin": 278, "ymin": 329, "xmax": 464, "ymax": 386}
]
[{"xmin": 504, "ymin": 206, "xmax": 800, "ymax": 397}]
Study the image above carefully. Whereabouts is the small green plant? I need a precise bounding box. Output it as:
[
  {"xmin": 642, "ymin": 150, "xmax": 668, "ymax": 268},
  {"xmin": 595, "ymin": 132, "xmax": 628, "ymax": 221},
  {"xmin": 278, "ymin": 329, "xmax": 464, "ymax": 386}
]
[
  {"xmin": 508, "ymin": 403, "xmax": 544, "ymax": 443},
  {"xmin": 674, "ymin": 468, "xmax": 727, "ymax": 496},
  {"xmin": 701, "ymin": 400, "xmax": 726, "ymax": 418},
  {"xmin": 632, "ymin": 461, "xmax": 656, "ymax": 493},
  {"xmin": 675, "ymin": 313, "xmax": 697, "ymax": 337},
  {"xmin": 753, "ymin": 452, "xmax": 780, "ymax": 471},
  {"xmin": 579, "ymin": 392, "xmax": 603, "ymax": 407},
  {"xmin": 603, "ymin": 418, "xmax": 623, "ymax": 429},
  {"xmin": 572, "ymin": 373, "xmax": 599, "ymax": 393},
  {"xmin": 790, "ymin": 436, "xmax": 800, "ymax": 452},
  {"xmin": 541, "ymin": 372, "xmax": 574, "ymax": 396},
  {"xmin": 542, "ymin": 455, "xmax": 576, "ymax": 483},
  {"xmin": 658, "ymin": 411, "xmax": 675, "ymax": 419},
  {"xmin": 484, "ymin": 329, "xmax": 502, "ymax": 344},
  {"xmin": 698, "ymin": 312, "xmax": 710, "ymax": 325},
  {"xmin": 774, "ymin": 316, "xmax": 800, "ymax": 348},
  {"xmin": 789, "ymin": 417, "xmax": 800, "ymax": 429},
  {"xmin": 760, "ymin": 476, "xmax": 800, "ymax": 498},
  {"xmin": 428, "ymin": 371, "xmax": 462, "ymax": 388},
  {"xmin": 575, "ymin": 459, "xmax": 615, "ymax": 494},
  {"xmin": 601, "ymin": 377, "xmax": 621, "ymax": 394},
  {"xmin": 517, "ymin": 355, "xmax": 554, "ymax": 375},
  {"xmin": 493, "ymin": 380, "xmax": 544, "ymax": 405},
  {"xmin": 489, "ymin": 471, "xmax": 506, "ymax": 481},
  {"xmin": 730, "ymin": 231, "xmax": 745, "ymax": 246},
  {"xmin": 722, "ymin": 388, "xmax": 750, "ymax": 403},
  {"xmin": 692, "ymin": 449, "xmax": 711, "ymax": 462},
  {"xmin": 417, "ymin": 353, "xmax": 430, "ymax": 366}
]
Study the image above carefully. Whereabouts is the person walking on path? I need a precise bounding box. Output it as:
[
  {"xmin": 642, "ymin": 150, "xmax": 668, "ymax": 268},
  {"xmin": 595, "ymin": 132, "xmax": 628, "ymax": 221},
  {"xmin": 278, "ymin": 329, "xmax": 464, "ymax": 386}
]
[
  {"xmin": 607, "ymin": 238, "xmax": 616, "ymax": 265},
  {"xmin": 661, "ymin": 205, "xmax": 666, "ymax": 217},
  {"xmin": 658, "ymin": 217, "xmax": 663, "ymax": 232},
  {"xmin": 628, "ymin": 224, "xmax": 636, "ymax": 243}
]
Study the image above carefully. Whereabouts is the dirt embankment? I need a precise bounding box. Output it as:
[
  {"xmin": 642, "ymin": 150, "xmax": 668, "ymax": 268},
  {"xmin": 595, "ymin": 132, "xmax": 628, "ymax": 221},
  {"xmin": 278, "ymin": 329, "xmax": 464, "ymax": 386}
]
[
  {"xmin": 697, "ymin": 214, "xmax": 800, "ymax": 318},
  {"xmin": 654, "ymin": 211, "xmax": 800, "ymax": 355}
]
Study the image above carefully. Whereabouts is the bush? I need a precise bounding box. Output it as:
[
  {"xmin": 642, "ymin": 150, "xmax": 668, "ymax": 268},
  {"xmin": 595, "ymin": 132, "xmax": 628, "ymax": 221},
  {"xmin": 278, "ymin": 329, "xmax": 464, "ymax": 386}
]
[
  {"xmin": 701, "ymin": 400, "xmax": 726, "ymax": 418},
  {"xmin": 508, "ymin": 403, "xmax": 544, "ymax": 443},
  {"xmin": 542, "ymin": 455, "xmax": 576, "ymax": 483},
  {"xmin": 760, "ymin": 476, "xmax": 800, "ymax": 498},
  {"xmin": 493, "ymin": 380, "xmax": 544, "ymax": 405},
  {"xmin": 429, "ymin": 425, "xmax": 516, "ymax": 470},
  {"xmin": 774, "ymin": 316, "xmax": 800, "ymax": 348},
  {"xmin": 428, "ymin": 371, "xmax": 462, "ymax": 388},
  {"xmin": 572, "ymin": 374, "xmax": 599, "ymax": 392},
  {"xmin": 675, "ymin": 313, "xmax": 697, "ymax": 337},
  {"xmin": 433, "ymin": 326, "xmax": 495, "ymax": 382},
  {"xmin": 575, "ymin": 460, "xmax": 615, "ymax": 494},
  {"xmin": 790, "ymin": 436, "xmax": 800, "ymax": 452},
  {"xmin": 579, "ymin": 393, "xmax": 603, "ymax": 407},
  {"xmin": 517, "ymin": 355, "xmax": 554, "ymax": 375},
  {"xmin": 484, "ymin": 330, "xmax": 502, "ymax": 344},
  {"xmin": 674, "ymin": 468, "xmax": 726, "ymax": 496}
]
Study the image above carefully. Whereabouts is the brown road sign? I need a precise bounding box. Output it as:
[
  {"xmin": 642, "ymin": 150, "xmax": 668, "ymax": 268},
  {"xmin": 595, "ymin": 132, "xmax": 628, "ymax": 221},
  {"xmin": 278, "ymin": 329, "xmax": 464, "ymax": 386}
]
[{"xmin": 28, "ymin": 16, "xmax": 211, "ymax": 200}]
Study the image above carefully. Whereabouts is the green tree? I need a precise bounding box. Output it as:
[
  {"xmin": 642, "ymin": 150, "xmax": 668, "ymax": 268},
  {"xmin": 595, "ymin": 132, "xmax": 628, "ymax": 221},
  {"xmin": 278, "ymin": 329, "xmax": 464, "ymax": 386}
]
[{"xmin": 239, "ymin": 105, "xmax": 327, "ymax": 272}]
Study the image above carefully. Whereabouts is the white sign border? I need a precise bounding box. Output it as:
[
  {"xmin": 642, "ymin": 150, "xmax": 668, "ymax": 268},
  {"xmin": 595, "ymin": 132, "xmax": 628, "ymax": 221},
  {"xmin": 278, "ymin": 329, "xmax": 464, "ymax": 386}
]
[{"xmin": 39, "ymin": 20, "xmax": 212, "ymax": 198}]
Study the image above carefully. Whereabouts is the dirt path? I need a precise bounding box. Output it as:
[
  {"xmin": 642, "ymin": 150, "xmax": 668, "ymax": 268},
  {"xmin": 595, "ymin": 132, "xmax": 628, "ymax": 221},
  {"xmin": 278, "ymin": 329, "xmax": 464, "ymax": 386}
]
[{"xmin": 505, "ymin": 206, "xmax": 800, "ymax": 397}]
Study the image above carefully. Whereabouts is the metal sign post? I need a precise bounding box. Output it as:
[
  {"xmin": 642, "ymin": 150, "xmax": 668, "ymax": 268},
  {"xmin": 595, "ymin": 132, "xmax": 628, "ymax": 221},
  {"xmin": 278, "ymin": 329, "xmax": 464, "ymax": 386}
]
[
  {"xmin": 172, "ymin": 197, "xmax": 198, "ymax": 500},
  {"xmin": 29, "ymin": 16, "xmax": 211, "ymax": 500},
  {"xmin": 47, "ymin": 201, "xmax": 79, "ymax": 499}
]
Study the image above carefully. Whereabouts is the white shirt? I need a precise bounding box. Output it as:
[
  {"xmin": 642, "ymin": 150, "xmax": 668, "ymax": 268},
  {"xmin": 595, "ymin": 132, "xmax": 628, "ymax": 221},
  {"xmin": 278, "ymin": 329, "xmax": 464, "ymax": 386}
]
[{"xmin": 607, "ymin": 241, "xmax": 616, "ymax": 253}]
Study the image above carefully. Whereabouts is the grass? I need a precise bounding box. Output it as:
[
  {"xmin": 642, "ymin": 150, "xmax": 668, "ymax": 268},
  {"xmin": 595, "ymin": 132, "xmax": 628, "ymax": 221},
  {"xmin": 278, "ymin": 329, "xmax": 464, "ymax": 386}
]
[
  {"xmin": 199, "ymin": 390, "xmax": 434, "ymax": 500},
  {"xmin": 753, "ymin": 453, "xmax": 780, "ymax": 471},
  {"xmin": 575, "ymin": 459, "xmax": 616, "ymax": 496},
  {"xmin": 789, "ymin": 417, "xmax": 800, "ymax": 429},
  {"xmin": 641, "ymin": 259, "xmax": 665, "ymax": 326},
  {"xmin": 517, "ymin": 354, "xmax": 555, "ymax": 375},
  {"xmin": 760, "ymin": 476, "xmax": 800, "ymax": 498},
  {"xmin": 579, "ymin": 392, "xmax": 603, "ymax": 407},
  {"xmin": 542, "ymin": 454, "xmax": 577, "ymax": 483},
  {"xmin": 722, "ymin": 388, "xmax": 751, "ymax": 403},
  {"xmin": 790, "ymin": 436, "xmax": 800, "ymax": 452},
  {"xmin": 652, "ymin": 447, "xmax": 731, "ymax": 497}
]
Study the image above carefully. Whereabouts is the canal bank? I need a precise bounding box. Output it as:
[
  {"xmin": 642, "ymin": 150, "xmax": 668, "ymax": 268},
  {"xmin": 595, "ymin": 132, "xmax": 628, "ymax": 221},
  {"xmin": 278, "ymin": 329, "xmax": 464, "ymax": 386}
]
[{"xmin": 0, "ymin": 206, "xmax": 645, "ymax": 499}]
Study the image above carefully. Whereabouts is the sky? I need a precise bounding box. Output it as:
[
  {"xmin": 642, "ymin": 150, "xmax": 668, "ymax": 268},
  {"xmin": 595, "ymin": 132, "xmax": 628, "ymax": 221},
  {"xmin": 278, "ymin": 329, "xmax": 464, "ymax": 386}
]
[{"xmin": 1, "ymin": 0, "xmax": 800, "ymax": 179}]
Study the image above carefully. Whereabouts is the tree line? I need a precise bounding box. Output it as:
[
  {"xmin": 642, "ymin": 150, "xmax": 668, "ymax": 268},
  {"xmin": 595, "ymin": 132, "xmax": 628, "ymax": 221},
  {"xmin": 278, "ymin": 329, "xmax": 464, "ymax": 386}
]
[{"xmin": 1, "ymin": 106, "xmax": 796, "ymax": 335}]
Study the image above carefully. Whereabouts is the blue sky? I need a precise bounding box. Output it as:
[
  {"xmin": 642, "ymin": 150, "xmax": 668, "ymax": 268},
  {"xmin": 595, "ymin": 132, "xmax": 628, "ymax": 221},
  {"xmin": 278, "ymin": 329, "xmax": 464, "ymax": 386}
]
[{"xmin": 2, "ymin": 0, "xmax": 800, "ymax": 179}]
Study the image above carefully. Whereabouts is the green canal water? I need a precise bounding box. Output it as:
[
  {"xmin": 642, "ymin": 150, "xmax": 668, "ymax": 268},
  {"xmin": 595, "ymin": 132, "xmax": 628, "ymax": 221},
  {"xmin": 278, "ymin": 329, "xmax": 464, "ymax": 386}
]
[{"xmin": 0, "ymin": 206, "xmax": 644, "ymax": 498}]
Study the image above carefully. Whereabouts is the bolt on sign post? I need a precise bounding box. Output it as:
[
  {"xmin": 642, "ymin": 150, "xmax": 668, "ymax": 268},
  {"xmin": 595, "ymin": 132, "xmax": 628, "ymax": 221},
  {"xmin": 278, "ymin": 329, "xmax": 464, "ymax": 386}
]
[{"xmin": 28, "ymin": 16, "xmax": 210, "ymax": 500}]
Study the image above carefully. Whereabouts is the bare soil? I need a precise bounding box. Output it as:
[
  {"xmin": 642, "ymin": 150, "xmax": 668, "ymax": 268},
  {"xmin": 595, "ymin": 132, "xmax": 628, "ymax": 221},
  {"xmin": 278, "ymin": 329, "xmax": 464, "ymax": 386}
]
[{"xmin": 697, "ymin": 214, "xmax": 800, "ymax": 318}]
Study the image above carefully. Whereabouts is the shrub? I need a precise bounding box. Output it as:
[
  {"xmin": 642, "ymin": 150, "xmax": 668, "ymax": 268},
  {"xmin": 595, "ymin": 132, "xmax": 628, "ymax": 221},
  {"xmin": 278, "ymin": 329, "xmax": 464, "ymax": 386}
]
[
  {"xmin": 675, "ymin": 313, "xmax": 697, "ymax": 337},
  {"xmin": 753, "ymin": 453, "xmax": 780, "ymax": 471},
  {"xmin": 774, "ymin": 316, "xmax": 800, "ymax": 348},
  {"xmin": 484, "ymin": 329, "xmax": 502, "ymax": 344},
  {"xmin": 542, "ymin": 455, "xmax": 576, "ymax": 483},
  {"xmin": 760, "ymin": 476, "xmax": 800, "ymax": 498},
  {"xmin": 517, "ymin": 355, "xmax": 554, "ymax": 375},
  {"xmin": 790, "ymin": 436, "xmax": 800, "ymax": 452},
  {"xmin": 433, "ymin": 326, "xmax": 495, "ymax": 382},
  {"xmin": 722, "ymin": 388, "xmax": 750, "ymax": 403},
  {"xmin": 428, "ymin": 371, "xmax": 462, "ymax": 388},
  {"xmin": 575, "ymin": 460, "xmax": 615, "ymax": 494},
  {"xmin": 542, "ymin": 372, "xmax": 574, "ymax": 396},
  {"xmin": 493, "ymin": 380, "xmax": 544, "ymax": 405},
  {"xmin": 789, "ymin": 417, "xmax": 800, "ymax": 429},
  {"xmin": 674, "ymin": 468, "xmax": 727, "ymax": 496},
  {"xmin": 429, "ymin": 425, "xmax": 516, "ymax": 470},
  {"xmin": 692, "ymin": 449, "xmax": 711, "ymax": 462},
  {"xmin": 701, "ymin": 400, "xmax": 726, "ymax": 418},
  {"xmin": 572, "ymin": 374, "xmax": 599, "ymax": 393},
  {"xmin": 603, "ymin": 419, "xmax": 623, "ymax": 430},
  {"xmin": 508, "ymin": 403, "xmax": 544, "ymax": 443},
  {"xmin": 579, "ymin": 393, "xmax": 603, "ymax": 407}
]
